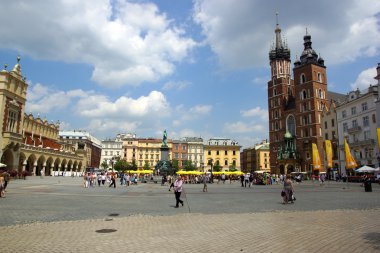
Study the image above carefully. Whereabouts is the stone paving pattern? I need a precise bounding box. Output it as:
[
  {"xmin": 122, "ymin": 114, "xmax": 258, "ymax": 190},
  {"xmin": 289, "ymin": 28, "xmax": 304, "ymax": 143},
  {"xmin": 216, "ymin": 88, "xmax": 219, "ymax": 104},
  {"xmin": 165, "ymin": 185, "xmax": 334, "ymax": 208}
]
[{"xmin": 0, "ymin": 177, "xmax": 379, "ymax": 252}]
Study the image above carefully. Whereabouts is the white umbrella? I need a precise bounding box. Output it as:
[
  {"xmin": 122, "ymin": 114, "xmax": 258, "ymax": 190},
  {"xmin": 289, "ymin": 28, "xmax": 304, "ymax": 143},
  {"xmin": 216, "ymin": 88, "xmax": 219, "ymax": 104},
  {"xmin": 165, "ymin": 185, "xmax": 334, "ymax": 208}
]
[
  {"xmin": 0, "ymin": 163, "xmax": 6, "ymax": 168},
  {"xmin": 355, "ymin": 165, "xmax": 378, "ymax": 173}
]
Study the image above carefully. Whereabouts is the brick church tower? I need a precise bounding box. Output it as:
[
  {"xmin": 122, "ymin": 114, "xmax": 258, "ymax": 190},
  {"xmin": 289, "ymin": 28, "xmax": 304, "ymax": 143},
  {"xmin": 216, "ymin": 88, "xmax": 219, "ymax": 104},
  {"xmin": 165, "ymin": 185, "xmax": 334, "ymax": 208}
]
[{"xmin": 268, "ymin": 18, "xmax": 328, "ymax": 175}]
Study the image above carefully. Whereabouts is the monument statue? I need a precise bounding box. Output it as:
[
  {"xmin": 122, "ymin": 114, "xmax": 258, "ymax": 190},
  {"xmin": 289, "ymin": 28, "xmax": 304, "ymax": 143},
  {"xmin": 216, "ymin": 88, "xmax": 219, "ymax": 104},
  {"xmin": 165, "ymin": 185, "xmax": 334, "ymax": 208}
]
[
  {"xmin": 155, "ymin": 129, "xmax": 174, "ymax": 175},
  {"xmin": 162, "ymin": 129, "xmax": 168, "ymax": 147}
]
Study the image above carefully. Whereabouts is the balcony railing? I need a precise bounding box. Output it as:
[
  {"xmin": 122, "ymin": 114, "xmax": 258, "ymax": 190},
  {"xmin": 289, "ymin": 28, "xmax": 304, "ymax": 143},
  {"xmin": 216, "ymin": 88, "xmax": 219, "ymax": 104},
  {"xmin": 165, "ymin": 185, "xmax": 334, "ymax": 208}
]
[
  {"xmin": 347, "ymin": 125, "xmax": 362, "ymax": 134},
  {"xmin": 339, "ymin": 139, "xmax": 375, "ymax": 149}
]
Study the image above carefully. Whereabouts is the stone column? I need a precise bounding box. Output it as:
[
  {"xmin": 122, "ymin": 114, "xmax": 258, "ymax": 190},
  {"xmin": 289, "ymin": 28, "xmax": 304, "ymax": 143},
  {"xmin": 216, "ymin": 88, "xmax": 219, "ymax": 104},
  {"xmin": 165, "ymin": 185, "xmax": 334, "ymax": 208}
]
[
  {"xmin": 32, "ymin": 162, "xmax": 37, "ymax": 176},
  {"xmin": 42, "ymin": 162, "xmax": 46, "ymax": 177},
  {"xmin": 22, "ymin": 160, "xmax": 27, "ymax": 172}
]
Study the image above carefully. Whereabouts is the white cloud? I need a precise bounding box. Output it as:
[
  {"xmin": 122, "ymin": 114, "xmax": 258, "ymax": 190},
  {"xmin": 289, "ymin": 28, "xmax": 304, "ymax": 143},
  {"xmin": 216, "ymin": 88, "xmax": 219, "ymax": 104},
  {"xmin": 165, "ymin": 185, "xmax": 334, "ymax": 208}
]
[
  {"xmin": 25, "ymin": 82, "xmax": 172, "ymax": 136},
  {"xmin": 241, "ymin": 107, "xmax": 268, "ymax": 121},
  {"xmin": 223, "ymin": 121, "xmax": 266, "ymax": 134},
  {"xmin": 162, "ymin": 80, "xmax": 191, "ymax": 91},
  {"xmin": 78, "ymin": 91, "xmax": 170, "ymax": 118},
  {"xmin": 351, "ymin": 67, "xmax": 377, "ymax": 90},
  {"xmin": 189, "ymin": 105, "xmax": 212, "ymax": 114},
  {"xmin": 173, "ymin": 104, "xmax": 213, "ymax": 126},
  {"xmin": 193, "ymin": 0, "xmax": 380, "ymax": 69},
  {"xmin": 0, "ymin": 0, "xmax": 197, "ymax": 87}
]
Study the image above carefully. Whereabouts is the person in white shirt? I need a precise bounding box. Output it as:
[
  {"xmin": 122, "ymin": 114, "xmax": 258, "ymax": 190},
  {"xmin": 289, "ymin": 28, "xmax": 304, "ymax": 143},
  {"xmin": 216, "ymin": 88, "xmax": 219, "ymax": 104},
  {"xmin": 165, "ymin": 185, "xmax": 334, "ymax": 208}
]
[{"xmin": 174, "ymin": 176, "xmax": 184, "ymax": 208}]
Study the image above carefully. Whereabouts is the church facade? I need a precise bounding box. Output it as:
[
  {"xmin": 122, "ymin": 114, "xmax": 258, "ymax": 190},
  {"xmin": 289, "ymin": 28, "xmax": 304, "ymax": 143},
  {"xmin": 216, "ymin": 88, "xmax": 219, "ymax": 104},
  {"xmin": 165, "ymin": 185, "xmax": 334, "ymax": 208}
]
[{"xmin": 268, "ymin": 21, "xmax": 329, "ymax": 175}]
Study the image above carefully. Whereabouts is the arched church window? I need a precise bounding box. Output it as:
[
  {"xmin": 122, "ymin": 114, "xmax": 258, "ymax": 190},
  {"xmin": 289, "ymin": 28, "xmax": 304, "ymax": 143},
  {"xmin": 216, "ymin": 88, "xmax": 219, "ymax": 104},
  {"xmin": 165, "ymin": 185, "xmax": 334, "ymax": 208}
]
[
  {"xmin": 300, "ymin": 73, "xmax": 306, "ymax": 84},
  {"xmin": 286, "ymin": 115, "xmax": 296, "ymax": 136},
  {"xmin": 317, "ymin": 72, "xmax": 322, "ymax": 82},
  {"xmin": 302, "ymin": 90, "xmax": 307, "ymax": 100}
]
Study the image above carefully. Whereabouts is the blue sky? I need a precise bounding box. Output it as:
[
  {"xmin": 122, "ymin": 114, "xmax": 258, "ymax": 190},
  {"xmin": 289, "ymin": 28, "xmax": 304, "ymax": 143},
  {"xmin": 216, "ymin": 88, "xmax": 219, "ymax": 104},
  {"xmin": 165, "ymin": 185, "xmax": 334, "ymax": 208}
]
[{"xmin": 0, "ymin": 0, "xmax": 379, "ymax": 148}]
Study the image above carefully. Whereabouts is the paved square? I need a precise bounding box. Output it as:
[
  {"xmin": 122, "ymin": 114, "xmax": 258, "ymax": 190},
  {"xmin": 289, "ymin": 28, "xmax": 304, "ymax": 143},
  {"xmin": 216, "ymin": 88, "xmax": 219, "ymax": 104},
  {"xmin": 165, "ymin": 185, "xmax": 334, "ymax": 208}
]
[{"xmin": 0, "ymin": 177, "xmax": 379, "ymax": 252}]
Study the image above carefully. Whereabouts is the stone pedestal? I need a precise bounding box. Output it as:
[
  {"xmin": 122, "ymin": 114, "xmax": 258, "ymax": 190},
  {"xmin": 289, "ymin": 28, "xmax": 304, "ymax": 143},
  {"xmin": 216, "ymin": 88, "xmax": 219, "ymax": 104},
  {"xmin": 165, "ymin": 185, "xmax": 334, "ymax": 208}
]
[
  {"xmin": 155, "ymin": 145, "xmax": 173, "ymax": 175},
  {"xmin": 160, "ymin": 145, "xmax": 169, "ymax": 161}
]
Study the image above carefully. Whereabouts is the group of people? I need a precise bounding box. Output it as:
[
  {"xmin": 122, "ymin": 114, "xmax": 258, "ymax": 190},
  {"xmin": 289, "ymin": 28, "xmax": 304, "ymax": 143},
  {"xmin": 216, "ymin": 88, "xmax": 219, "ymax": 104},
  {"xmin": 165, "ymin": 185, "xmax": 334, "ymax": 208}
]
[{"xmin": 82, "ymin": 172, "xmax": 140, "ymax": 188}]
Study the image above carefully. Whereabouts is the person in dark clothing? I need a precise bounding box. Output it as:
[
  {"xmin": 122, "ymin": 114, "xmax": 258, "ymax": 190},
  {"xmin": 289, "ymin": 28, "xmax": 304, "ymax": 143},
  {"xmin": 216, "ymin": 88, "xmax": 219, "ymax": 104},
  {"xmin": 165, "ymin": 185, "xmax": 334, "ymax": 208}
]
[
  {"xmin": 109, "ymin": 173, "xmax": 116, "ymax": 188},
  {"xmin": 240, "ymin": 174, "xmax": 244, "ymax": 187}
]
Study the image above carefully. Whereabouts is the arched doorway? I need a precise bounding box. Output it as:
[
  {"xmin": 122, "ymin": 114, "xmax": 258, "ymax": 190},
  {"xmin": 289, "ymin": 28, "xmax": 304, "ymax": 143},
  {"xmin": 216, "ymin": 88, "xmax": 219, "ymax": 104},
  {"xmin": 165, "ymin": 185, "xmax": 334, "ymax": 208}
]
[
  {"xmin": 286, "ymin": 164, "xmax": 295, "ymax": 174},
  {"xmin": 279, "ymin": 164, "xmax": 285, "ymax": 175},
  {"xmin": 36, "ymin": 156, "xmax": 46, "ymax": 176},
  {"xmin": 0, "ymin": 148, "xmax": 15, "ymax": 170},
  {"xmin": 26, "ymin": 154, "xmax": 37, "ymax": 175}
]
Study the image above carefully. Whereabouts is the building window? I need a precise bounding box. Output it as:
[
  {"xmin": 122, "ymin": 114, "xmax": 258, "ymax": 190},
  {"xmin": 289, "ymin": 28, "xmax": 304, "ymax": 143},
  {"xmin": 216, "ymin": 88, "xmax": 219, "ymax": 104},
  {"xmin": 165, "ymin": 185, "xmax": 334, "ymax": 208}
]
[
  {"xmin": 362, "ymin": 102, "xmax": 368, "ymax": 111},
  {"xmin": 6, "ymin": 109, "xmax": 18, "ymax": 132},
  {"xmin": 318, "ymin": 89, "xmax": 323, "ymax": 98},
  {"xmin": 332, "ymin": 131, "xmax": 336, "ymax": 139},
  {"xmin": 324, "ymin": 121, "xmax": 328, "ymax": 129},
  {"xmin": 225, "ymin": 150, "xmax": 228, "ymax": 155},
  {"xmin": 351, "ymin": 107, "xmax": 356, "ymax": 115},
  {"xmin": 352, "ymin": 120, "xmax": 357, "ymax": 128},
  {"xmin": 364, "ymin": 130, "xmax": 370, "ymax": 140},
  {"xmin": 317, "ymin": 72, "xmax": 322, "ymax": 82},
  {"xmin": 343, "ymin": 123, "xmax": 348, "ymax": 132},
  {"xmin": 224, "ymin": 160, "xmax": 228, "ymax": 166},
  {"xmin": 208, "ymin": 150, "xmax": 211, "ymax": 155},
  {"xmin": 342, "ymin": 110, "xmax": 346, "ymax": 118},
  {"xmin": 325, "ymin": 133, "xmax": 328, "ymax": 140},
  {"xmin": 372, "ymin": 114, "xmax": 376, "ymax": 123},
  {"xmin": 363, "ymin": 116, "xmax": 369, "ymax": 127},
  {"xmin": 233, "ymin": 151, "xmax": 236, "ymax": 155},
  {"xmin": 286, "ymin": 115, "xmax": 296, "ymax": 136},
  {"xmin": 216, "ymin": 150, "xmax": 219, "ymax": 155},
  {"xmin": 300, "ymin": 73, "xmax": 306, "ymax": 84},
  {"xmin": 331, "ymin": 119, "xmax": 335, "ymax": 127}
]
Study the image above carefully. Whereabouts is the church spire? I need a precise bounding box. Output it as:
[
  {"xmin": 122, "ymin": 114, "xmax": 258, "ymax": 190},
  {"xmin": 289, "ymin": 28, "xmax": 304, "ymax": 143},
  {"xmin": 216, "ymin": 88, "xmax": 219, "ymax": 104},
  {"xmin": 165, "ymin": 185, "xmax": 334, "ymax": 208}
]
[
  {"xmin": 269, "ymin": 13, "xmax": 290, "ymax": 61},
  {"xmin": 275, "ymin": 12, "xmax": 283, "ymax": 50}
]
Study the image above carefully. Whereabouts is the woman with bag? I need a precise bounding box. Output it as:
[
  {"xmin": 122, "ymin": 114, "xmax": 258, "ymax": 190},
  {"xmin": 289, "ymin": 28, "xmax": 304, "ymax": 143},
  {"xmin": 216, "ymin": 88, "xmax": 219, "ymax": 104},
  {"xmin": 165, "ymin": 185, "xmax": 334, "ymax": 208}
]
[{"xmin": 282, "ymin": 176, "xmax": 295, "ymax": 204}]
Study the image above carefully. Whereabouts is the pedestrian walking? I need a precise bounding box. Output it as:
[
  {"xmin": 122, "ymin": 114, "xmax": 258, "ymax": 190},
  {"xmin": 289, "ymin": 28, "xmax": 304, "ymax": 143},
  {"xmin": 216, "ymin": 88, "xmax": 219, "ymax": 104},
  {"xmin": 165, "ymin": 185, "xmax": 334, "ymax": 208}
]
[
  {"xmin": 203, "ymin": 173, "xmax": 208, "ymax": 192},
  {"xmin": 3, "ymin": 171, "xmax": 10, "ymax": 191},
  {"xmin": 244, "ymin": 173, "xmax": 249, "ymax": 187},
  {"xmin": 0, "ymin": 174, "xmax": 5, "ymax": 197},
  {"xmin": 174, "ymin": 176, "xmax": 184, "ymax": 208},
  {"xmin": 221, "ymin": 173, "xmax": 226, "ymax": 184},
  {"xmin": 282, "ymin": 176, "xmax": 295, "ymax": 204},
  {"xmin": 109, "ymin": 173, "xmax": 116, "ymax": 188},
  {"xmin": 240, "ymin": 174, "xmax": 244, "ymax": 187}
]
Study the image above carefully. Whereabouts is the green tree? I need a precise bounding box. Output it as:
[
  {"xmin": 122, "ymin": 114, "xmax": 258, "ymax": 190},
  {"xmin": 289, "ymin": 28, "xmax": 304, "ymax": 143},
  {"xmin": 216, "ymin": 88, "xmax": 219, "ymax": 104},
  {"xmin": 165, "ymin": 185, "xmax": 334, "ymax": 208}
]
[
  {"xmin": 143, "ymin": 161, "xmax": 151, "ymax": 170},
  {"xmin": 229, "ymin": 163, "xmax": 237, "ymax": 172},
  {"xmin": 171, "ymin": 159, "xmax": 179, "ymax": 170},
  {"xmin": 183, "ymin": 160, "xmax": 196, "ymax": 171},
  {"xmin": 100, "ymin": 161, "xmax": 108, "ymax": 170},
  {"xmin": 171, "ymin": 159, "xmax": 179, "ymax": 173},
  {"xmin": 114, "ymin": 159, "xmax": 128, "ymax": 172},
  {"xmin": 213, "ymin": 164, "xmax": 222, "ymax": 172},
  {"xmin": 131, "ymin": 160, "xmax": 137, "ymax": 170}
]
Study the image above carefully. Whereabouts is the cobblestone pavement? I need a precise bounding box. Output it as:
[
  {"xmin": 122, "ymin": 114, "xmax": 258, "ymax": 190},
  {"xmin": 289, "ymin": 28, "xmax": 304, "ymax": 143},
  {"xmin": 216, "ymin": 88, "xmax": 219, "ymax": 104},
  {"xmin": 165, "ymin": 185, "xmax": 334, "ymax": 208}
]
[{"xmin": 1, "ymin": 177, "xmax": 379, "ymax": 252}]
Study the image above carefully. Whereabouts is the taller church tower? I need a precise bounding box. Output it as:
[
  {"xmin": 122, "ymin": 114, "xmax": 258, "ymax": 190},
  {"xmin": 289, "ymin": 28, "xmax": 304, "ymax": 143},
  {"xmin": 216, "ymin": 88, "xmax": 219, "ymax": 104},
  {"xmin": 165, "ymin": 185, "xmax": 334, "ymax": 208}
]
[{"xmin": 268, "ymin": 15, "xmax": 297, "ymax": 174}]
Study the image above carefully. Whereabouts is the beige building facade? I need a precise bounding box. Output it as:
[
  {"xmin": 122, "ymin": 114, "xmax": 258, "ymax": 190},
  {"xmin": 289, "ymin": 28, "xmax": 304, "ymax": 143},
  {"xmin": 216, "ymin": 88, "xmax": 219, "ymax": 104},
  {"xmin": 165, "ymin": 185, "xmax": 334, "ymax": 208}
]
[
  {"xmin": 0, "ymin": 57, "xmax": 85, "ymax": 176},
  {"xmin": 204, "ymin": 138, "xmax": 241, "ymax": 172}
]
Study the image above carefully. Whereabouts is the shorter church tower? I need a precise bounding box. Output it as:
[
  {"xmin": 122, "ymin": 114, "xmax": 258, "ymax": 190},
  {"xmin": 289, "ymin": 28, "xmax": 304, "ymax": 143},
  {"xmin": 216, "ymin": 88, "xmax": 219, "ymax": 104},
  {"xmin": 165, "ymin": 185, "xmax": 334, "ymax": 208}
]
[{"xmin": 293, "ymin": 31, "xmax": 328, "ymax": 173}]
